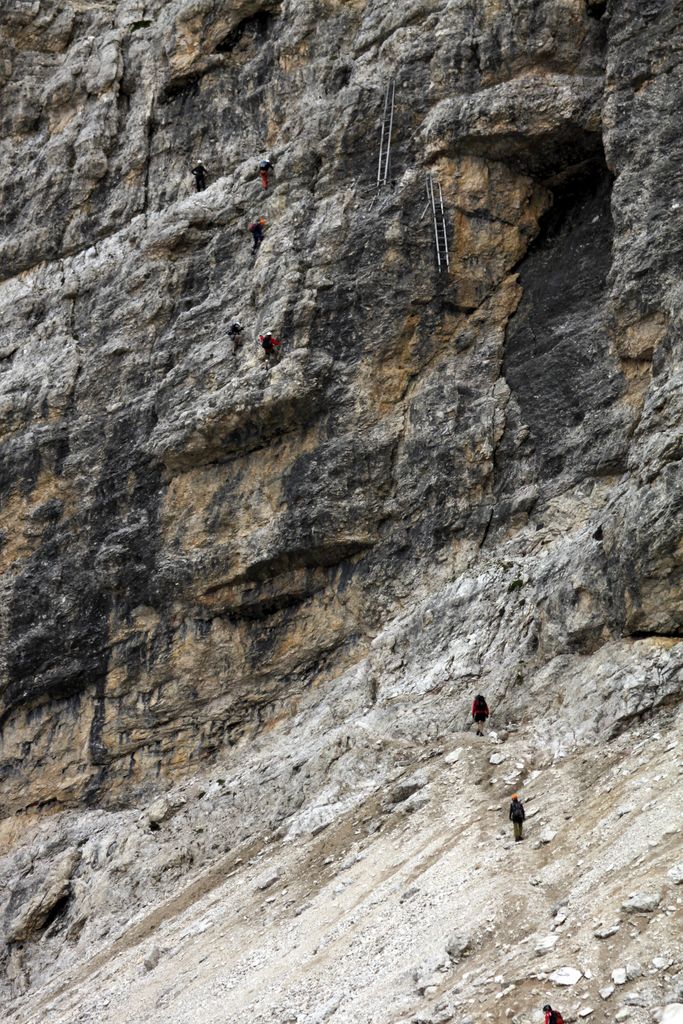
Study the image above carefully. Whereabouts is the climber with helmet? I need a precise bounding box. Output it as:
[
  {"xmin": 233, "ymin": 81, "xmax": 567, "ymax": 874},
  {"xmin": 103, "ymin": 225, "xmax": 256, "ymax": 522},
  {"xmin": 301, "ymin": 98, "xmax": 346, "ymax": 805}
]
[
  {"xmin": 544, "ymin": 1006, "xmax": 564, "ymax": 1024},
  {"xmin": 471, "ymin": 694, "xmax": 490, "ymax": 736},
  {"xmin": 248, "ymin": 218, "xmax": 267, "ymax": 253},
  {"xmin": 259, "ymin": 330, "xmax": 282, "ymax": 366},
  {"xmin": 228, "ymin": 320, "xmax": 243, "ymax": 352},
  {"xmin": 191, "ymin": 159, "xmax": 208, "ymax": 192},
  {"xmin": 509, "ymin": 793, "xmax": 526, "ymax": 842},
  {"xmin": 259, "ymin": 158, "xmax": 273, "ymax": 189}
]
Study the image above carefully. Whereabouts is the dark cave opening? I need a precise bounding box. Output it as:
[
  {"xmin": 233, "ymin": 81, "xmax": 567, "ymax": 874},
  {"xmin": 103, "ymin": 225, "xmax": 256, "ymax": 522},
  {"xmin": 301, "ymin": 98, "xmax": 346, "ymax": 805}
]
[
  {"xmin": 160, "ymin": 74, "xmax": 201, "ymax": 105},
  {"xmin": 531, "ymin": 158, "xmax": 614, "ymax": 250},
  {"xmin": 494, "ymin": 148, "xmax": 625, "ymax": 498},
  {"xmin": 214, "ymin": 12, "xmax": 273, "ymax": 54},
  {"xmin": 586, "ymin": 1, "xmax": 607, "ymax": 18},
  {"xmin": 42, "ymin": 893, "xmax": 71, "ymax": 932},
  {"xmin": 328, "ymin": 63, "xmax": 352, "ymax": 93}
]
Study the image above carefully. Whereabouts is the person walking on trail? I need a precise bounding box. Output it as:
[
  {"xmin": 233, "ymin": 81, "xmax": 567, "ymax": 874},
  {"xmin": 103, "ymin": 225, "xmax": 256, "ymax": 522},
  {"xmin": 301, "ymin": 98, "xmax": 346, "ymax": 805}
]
[
  {"xmin": 228, "ymin": 320, "xmax": 243, "ymax": 351},
  {"xmin": 259, "ymin": 330, "xmax": 282, "ymax": 366},
  {"xmin": 259, "ymin": 158, "xmax": 273, "ymax": 189},
  {"xmin": 509, "ymin": 793, "xmax": 526, "ymax": 842},
  {"xmin": 248, "ymin": 218, "xmax": 266, "ymax": 253},
  {"xmin": 544, "ymin": 1005, "xmax": 564, "ymax": 1024},
  {"xmin": 192, "ymin": 159, "xmax": 207, "ymax": 192},
  {"xmin": 471, "ymin": 694, "xmax": 490, "ymax": 736}
]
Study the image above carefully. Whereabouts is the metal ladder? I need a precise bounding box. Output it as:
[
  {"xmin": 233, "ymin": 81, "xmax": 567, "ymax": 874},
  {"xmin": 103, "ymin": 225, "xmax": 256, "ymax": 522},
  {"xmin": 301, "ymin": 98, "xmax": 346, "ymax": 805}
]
[
  {"xmin": 425, "ymin": 173, "xmax": 449, "ymax": 271},
  {"xmin": 376, "ymin": 79, "xmax": 396, "ymax": 187}
]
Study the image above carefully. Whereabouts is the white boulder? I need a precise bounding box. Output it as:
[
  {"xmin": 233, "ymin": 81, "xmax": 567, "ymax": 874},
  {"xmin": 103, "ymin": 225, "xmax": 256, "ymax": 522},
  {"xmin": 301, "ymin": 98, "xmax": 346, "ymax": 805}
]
[
  {"xmin": 660, "ymin": 1005, "xmax": 683, "ymax": 1024},
  {"xmin": 549, "ymin": 967, "xmax": 582, "ymax": 986},
  {"xmin": 621, "ymin": 891, "xmax": 661, "ymax": 913}
]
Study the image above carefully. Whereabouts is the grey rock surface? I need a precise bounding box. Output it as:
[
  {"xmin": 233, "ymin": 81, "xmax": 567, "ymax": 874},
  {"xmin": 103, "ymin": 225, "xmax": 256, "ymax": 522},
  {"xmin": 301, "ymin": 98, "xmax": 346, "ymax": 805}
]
[
  {"xmin": 0, "ymin": 0, "xmax": 679, "ymax": 822},
  {"xmin": 595, "ymin": 923, "xmax": 621, "ymax": 939},
  {"xmin": 622, "ymin": 892, "xmax": 662, "ymax": 915},
  {"xmin": 535, "ymin": 934, "xmax": 558, "ymax": 956},
  {"xmin": 549, "ymin": 967, "xmax": 583, "ymax": 987},
  {"xmin": 255, "ymin": 868, "xmax": 281, "ymax": 892},
  {"xmin": 6, "ymin": 849, "xmax": 81, "ymax": 944},
  {"xmin": 667, "ymin": 864, "xmax": 683, "ymax": 886},
  {"xmin": 390, "ymin": 773, "xmax": 429, "ymax": 804},
  {"xmin": 446, "ymin": 930, "xmax": 472, "ymax": 962},
  {"xmin": 0, "ymin": 0, "xmax": 681, "ymax": 1021}
]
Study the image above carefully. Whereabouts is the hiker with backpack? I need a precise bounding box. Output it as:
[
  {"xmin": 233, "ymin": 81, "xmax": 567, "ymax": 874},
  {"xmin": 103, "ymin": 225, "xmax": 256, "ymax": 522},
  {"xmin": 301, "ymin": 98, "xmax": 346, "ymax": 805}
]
[
  {"xmin": 259, "ymin": 158, "xmax": 273, "ymax": 189},
  {"xmin": 509, "ymin": 793, "xmax": 525, "ymax": 842},
  {"xmin": 544, "ymin": 1005, "xmax": 564, "ymax": 1024},
  {"xmin": 471, "ymin": 694, "xmax": 490, "ymax": 736},
  {"xmin": 259, "ymin": 330, "xmax": 282, "ymax": 366},
  {"xmin": 248, "ymin": 218, "xmax": 266, "ymax": 253},
  {"xmin": 228, "ymin": 320, "xmax": 243, "ymax": 352}
]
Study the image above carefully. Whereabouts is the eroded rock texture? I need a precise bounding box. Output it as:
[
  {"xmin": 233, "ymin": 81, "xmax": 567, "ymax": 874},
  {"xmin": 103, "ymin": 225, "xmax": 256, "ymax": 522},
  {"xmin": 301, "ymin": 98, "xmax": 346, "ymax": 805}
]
[
  {"xmin": 0, "ymin": 0, "xmax": 679, "ymax": 810},
  {"xmin": 0, "ymin": 0, "xmax": 681, "ymax": 1010}
]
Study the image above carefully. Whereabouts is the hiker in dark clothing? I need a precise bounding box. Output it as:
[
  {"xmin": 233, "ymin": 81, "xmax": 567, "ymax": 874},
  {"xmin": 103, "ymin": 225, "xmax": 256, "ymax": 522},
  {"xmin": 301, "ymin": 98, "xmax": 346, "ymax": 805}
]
[
  {"xmin": 509, "ymin": 793, "xmax": 526, "ymax": 842},
  {"xmin": 544, "ymin": 1006, "xmax": 564, "ymax": 1024},
  {"xmin": 248, "ymin": 218, "xmax": 266, "ymax": 252},
  {"xmin": 259, "ymin": 330, "xmax": 282, "ymax": 366},
  {"xmin": 228, "ymin": 321, "xmax": 243, "ymax": 352},
  {"xmin": 192, "ymin": 160, "xmax": 207, "ymax": 192},
  {"xmin": 471, "ymin": 694, "xmax": 490, "ymax": 736}
]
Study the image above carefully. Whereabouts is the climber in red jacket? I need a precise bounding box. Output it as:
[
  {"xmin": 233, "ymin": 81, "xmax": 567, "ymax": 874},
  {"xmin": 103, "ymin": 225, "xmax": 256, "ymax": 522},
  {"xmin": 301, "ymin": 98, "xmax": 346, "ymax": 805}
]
[
  {"xmin": 471, "ymin": 694, "xmax": 489, "ymax": 736},
  {"xmin": 259, "ymin": 331, "xmax": 282, "ymax": 366},
  {"xmin": 544, "ymin": 1006, "xmax": 564, "ymax": 1024},
  {"xmin": 259, "ymin": 158, "xmax": 273, "ymax": 189}
]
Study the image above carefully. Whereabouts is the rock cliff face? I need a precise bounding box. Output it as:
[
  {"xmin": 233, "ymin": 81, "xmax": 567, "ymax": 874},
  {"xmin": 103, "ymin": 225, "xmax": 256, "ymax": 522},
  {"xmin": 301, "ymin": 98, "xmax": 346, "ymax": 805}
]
[{"xmin": 0, "ymin": 0, "xmax": 681, "ymax": 1019}]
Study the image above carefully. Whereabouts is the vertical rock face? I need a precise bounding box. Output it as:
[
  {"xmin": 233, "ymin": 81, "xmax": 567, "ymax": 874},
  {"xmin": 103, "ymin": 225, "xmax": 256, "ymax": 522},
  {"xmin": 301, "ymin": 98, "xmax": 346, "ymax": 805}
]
[
  {"xmin": 0, "ymin": 1, "xmax": 682, "ymax": 1016},
  {"xmin": 0, "ymin": 0, "xmax": 680, "ymax": 853}
]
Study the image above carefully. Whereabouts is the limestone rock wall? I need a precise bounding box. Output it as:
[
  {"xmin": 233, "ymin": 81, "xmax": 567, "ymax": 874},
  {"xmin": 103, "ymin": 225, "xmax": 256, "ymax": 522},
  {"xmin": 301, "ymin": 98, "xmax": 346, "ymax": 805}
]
[
  {"xmin": 0, "ymin": 0, "xmax": 681, "ymax": 960},
  {"xmin": 0, "ymin": 0, "xmax": 683, "ymax": 1013}
]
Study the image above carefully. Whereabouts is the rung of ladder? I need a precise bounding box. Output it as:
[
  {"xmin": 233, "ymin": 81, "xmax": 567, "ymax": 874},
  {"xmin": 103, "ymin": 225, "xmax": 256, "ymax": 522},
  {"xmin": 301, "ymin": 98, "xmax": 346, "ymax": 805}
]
[
  {"xmin": 426, "ymin": 173, "xmax": 450, "ymax": 271},
  {"xmin": 377, "ymin": 80, "xmax": 396, "ymax": 188}
]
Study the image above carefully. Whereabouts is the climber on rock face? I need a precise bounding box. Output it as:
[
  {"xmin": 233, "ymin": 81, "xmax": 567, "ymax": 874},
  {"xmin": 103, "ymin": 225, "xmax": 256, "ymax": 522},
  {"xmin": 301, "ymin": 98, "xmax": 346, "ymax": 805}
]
[
  {"xmin": 544, "ymin": 1005, "xmax": 564, "ymax": 1024},
  {"xmin": 509, "ymin": 793, "xmax": 526, "ymax": 842},
  {"xmin": 248, "ymin": 218, "xmax": 266, "ymax": 252},
  {"xmin": 259, "ymin": 158, "xmax": 273, "ymax": 189},
  {"xmin": 259, "ymin": 330, "xmax": 282, "ymax": 366},
  {"xmin": 228, "ymin": 320, "xmax": 243, "ymax": 350},
  {"xmin": 471, "ymin": 693, "xmax": 489, "ymax": 736},
  {"xmin": 192, "ymin": 159, "xmax": 207, "ymax": 192}
]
